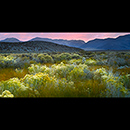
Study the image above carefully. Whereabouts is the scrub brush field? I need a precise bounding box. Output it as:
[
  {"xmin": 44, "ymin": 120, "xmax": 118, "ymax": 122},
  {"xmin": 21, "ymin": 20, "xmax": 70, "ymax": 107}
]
[{"xmin": 0, "ymin": 51, "xmax": 130, "ymax": 97}]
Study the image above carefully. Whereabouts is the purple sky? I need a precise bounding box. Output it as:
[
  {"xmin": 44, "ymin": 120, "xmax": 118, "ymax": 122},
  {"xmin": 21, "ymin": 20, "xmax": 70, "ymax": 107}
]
[{"xmin": 0, "ymin": 32, "xmax": 130, "ymax": 42}]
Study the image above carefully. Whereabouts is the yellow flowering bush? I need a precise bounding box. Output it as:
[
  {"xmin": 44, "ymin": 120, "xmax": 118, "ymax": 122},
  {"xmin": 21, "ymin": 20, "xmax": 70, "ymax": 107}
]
[
  {"xmin": 28, "ymin": 64, "xmax": 47, "ymax": 74},
  {"xmin": 68, "ymin": 66, "xmax": 86, "ymax": 81},
  {"xmin": 85, "ymin": 59, "xmax": 97, "ymax": 65},
  {"xmin": 51, "ymin": 62, "xmax": 75, "ymax": 78},
  {"xmin": 21, "ymin": 72, "xmax": 51, "ymax": 90},
  {"xmin": 0, "ymin": 77, "xmax": 40, "ymax": 97},
  {"xmin": 94, "ymin": 67, "xmax": 108, "ymax": 80},
  {"xmin": 0, "ymin": 52, "xmax": 130, "ymax": 97},
  {"xmin": 98, "ymin": 69, "xmax": 129, "ymax": 97},
  {"xmin": 0, "ymin": 77, "xmax": 24, "ymax": 94},
  {"xmin": 0, "ymin": 55, "xmax": 15, "ymax": 68},
  {"xmin": 0, "ymin": 90, "xmax": 14, "ymax": 97}
]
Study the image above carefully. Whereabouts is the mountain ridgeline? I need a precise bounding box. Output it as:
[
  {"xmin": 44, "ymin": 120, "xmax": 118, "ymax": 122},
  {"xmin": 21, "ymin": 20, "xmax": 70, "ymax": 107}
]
[
  {"xmin": 29, "ymin": 37, "xmax": 85, "ymax": 48},
  {"xmin": 0, "ymin": 37, "xmax": 85, "ymax": 48},
  {"xmin": 80, "ymin": 34, "xmax": 130, "ymax": 50}
]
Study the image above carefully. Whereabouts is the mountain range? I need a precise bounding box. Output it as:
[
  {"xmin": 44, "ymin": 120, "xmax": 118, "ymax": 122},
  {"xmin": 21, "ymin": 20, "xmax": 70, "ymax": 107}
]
[
  {"xmin": 80, "ymin": 34, "xmax": 130, "ymax": 50},
  {"xmin": 29, "ymin": 37, "xmax": 86, "ymax": 48},
  {"xmin": 1, "ymin": 34, "xmax": 130, "ymax": 51},
  {"xmin": 0, "ymin": 37, "xmax": 85, "ymax": 48}
]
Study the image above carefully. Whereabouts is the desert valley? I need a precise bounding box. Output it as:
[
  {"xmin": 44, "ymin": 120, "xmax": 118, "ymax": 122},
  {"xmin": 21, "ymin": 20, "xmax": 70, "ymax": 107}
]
[{"xmin": 0, "ymin": 34, "xmax": 130, "ymax": 97}]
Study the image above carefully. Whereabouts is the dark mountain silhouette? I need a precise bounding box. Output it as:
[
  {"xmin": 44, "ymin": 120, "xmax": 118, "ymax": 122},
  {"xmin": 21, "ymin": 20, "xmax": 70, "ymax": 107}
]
[
  {"xmin": 1, "ymin": 34, "xmax": 130, "ymax": 51},
  {"xmin": 80, "ymin": 34, "xmax": 130, "ymax": 50},
  {"xmin": 30, "ymin": 37, "xmax": 85, "ymax": 48},
  {"xmin": 0, "ymin": 38, "xmax": 21, "ymax": 42},
  {"xmin": 0, "ymin": 40, "xmax": 83, "ymax": 53}
]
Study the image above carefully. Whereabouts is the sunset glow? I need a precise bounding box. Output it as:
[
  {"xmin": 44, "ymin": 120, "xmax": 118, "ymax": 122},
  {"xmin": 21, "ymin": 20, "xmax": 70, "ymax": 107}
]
[{"xmin": 0, "ymin": 32, "xmax": 130, "ymax": 42}]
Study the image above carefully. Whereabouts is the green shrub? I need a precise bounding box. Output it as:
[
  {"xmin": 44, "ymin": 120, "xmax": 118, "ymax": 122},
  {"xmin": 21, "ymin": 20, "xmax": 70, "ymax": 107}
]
[
  {"xmin": 51, "ymin": 62, "xmax": 75, "ymax": 79},
  {"xmin": 71, "ymin": 53, "xmax": 82, "ymax": 59},
  {"xmin": 38, "ymin": 54, "xmax": 46, "ymax": 63},
  {"xmin": 44, "ymin": 55, "xmax": 54, "ymax": 63},
  {"xmin": 28, "ymin": 64, "xmax": 47, "ymax": 74},
  {"xmin": 68, "ymin": 64, "xmax": 90, "ymax": 81},
  {"xmin": 0, "ymin": 78, "xmax": 24, "ymax": 94},
  {"xmin": 53, "ymin": 53, "xmax": 72, "ymax": 62},
  {"xmin": 21, "ymin": 72, "xmax": 51, "ymax": 90},
  {"xmin": 38, "ymin": 54, "xmax": 54, "ymax": 63}
]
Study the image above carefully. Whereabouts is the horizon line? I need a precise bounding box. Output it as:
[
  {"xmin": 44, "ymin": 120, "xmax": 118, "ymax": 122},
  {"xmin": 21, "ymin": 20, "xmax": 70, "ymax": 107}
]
[{"xmin": 1, "ymin": 33, "xmax": 130, "ymax": 43}]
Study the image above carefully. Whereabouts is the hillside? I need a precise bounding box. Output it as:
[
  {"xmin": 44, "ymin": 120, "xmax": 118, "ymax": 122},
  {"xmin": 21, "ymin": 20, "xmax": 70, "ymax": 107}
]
[
  {"xmin": 80, "ymin": 34, "xmax": 130, "ymax": 50},
  {"xmin": 0, "ymin": 40, "xmax": 83, "ymax": 53}
]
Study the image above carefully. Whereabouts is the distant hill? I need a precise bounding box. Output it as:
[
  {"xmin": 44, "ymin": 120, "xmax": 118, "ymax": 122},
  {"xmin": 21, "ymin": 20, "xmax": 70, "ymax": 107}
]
[
  {"xmin": 0, "ymin": 38, "xmax": 21, "ymax": 42},
  {"xmin": 80, "ymin": 34, "xmax": 130, "ymax": 50},
  {"xmin": 30, "ymin": 37, "xmax": 85, "ymax": 48},
  {"xmin": 0, "ymin": 37, "xmax": 85, "ymax": 48},
  {"xmin": 0, "ymin": 40, "xmax": 83, "ymax": 53}
]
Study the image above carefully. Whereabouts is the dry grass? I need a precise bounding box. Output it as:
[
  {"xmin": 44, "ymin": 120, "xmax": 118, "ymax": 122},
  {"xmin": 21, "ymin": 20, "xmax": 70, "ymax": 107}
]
[
  {"xmin": 42, "ymin": 63, "xmax": 53, "ymax": 67},
  {"xmin": 113, "ymin": 67, "xmax": 130, "ymax": 75},
  {"xmin": 0, "ymin": 68, "xmax": 28, "ymax": 81},
  {"xmin": 74, "ymin": 79, "xmax": 106, "ymax": 97},
  {"xmin": 88, "ymin": 65, "xmax": 110, "ymax": 71}
]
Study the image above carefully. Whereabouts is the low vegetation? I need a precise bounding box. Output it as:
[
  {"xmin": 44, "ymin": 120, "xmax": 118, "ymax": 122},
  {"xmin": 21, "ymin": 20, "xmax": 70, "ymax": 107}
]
[{"xmin": 1, "ymin": 51, "xmax": 130, "ymax": 97}]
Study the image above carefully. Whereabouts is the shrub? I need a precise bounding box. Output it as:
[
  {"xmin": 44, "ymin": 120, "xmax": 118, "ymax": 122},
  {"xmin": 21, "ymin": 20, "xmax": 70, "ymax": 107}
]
[
  {"xmin": 94, "ymin": 67, "xmax": 108, "ymax": 80},
  {"xmin": 106, "ymin": 57, "xmax": 127, "ymax": 66},
  {"xmin": 71, "ymin": 53, "xmax": 82, "ymax": 59},
  {"xmin": 51, "ymin": 62, "xmax": 75, "ymax": 78},
  {"xmin": 15, "ymin": 68, "xmax": 23, "ymax": 73},
  {"xmin": 0, "ymin": 76, "xmax": 40, "ymax": 97},
  {"xmin": 0, "ymin": 77, "xmax": 23, "ymax": 94},
  {"xmin": 37, "ymin": 77, "xmax": 75, "ymax": 97},
  {"xmin": 93, "ymin": 67, "xmax": 129, "ymax": 97},
  {"xmin": 38, "ymin": 54, "xmax": 46, "ymax": 63},
  {"xmin": 68, "ymin": 59, "xmax": 82, "ymax": 65},
  {"xmin": 28, "ymin": 62, "xmax": 92, "ymax": 81},
  {"xmin": 16, "ymin": 85, "xmax": 40, "ymax": 97},
  {"xmin": 1, "ymin": 52, "xmax": 130, "ymax": 97},
  {"xmin": 0, "ymin": 90, "xmax": 14, "ymax": 97},
  {"xmin": 54, "ymin": 53, "xmax": 72, "ymax": 62},
  {"xmin": 38, "ymin": 54, "xmax": 54, "ymax": 63},
  {"xmin": 85, "ymin": 59, "xmax": 97, "ymax": 65},
  {"xmin": 68, "ymin": 64, "xmax": 91, "ymax": 81},
  {"xmin": 21, "ymin": 72, "xmax": 51, "ymax": 90},
  {"xmin": 120, "ymin": 74, "xmax": 130, "ymax": 89},
  {"xmin": 44, "ymin": 55, "xmax": 54, "ymax": 63},
  {"xmin": 0, "ymin": 55, "xmax": 15, "ymax": 68},
  {"xmin": 28, "ymin": 64, "xmax": 47, "ymax": 74},
  {"xmin": 102, "ymin": 75, "xmax": 128, "ymax": 97}
]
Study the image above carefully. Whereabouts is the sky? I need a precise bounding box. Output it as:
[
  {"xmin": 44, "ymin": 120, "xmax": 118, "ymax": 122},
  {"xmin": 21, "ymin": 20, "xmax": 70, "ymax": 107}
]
[{"xmin": 0, "ymin": 32, "xmax": 130, "ymax": 42}]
